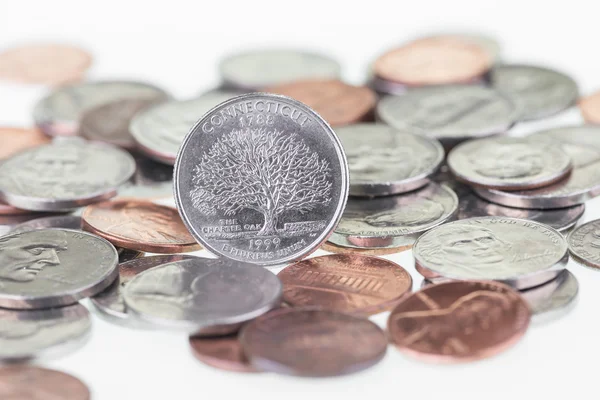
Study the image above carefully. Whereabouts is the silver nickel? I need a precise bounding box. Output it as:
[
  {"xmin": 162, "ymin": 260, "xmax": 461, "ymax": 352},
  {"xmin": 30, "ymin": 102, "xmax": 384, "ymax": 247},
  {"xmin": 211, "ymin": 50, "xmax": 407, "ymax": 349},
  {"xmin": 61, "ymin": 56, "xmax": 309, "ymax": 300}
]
[
  {"xmin": 0, "ymin": 303, "xmax": 91, "ymax": 363},
  {"xmin": 0, "ymin": 139, "xmax": 135, "ymax": 211},
  {"xmin": 174, "ymin": 93, "xmax": 349, "ymax": 266},
  {"xmin": 9, "ymin": 215, "xmax": 82, "ymax": 235},
  {"xmin": 337, "ymin": 123, "xmax": 444, "ymax": 196},
  {"xmin": 219, "ymin": 50, "xmax": 341, "ymax": 90},
  {"xmin": 376, "ymin": 85, "xmax": 516, "ymax": 146},
  {"xmin": 330, "ymin": 183, "xmax": 458, "ymax": 249},
  {"xmin": 491, "ymin": 64, "xmax": 578, "ymax": 121},
  {"xmin": 33, "ymin": 80, "xmax": 170, "ymax": 137},
  {"xmin": 0, "ymin": 229, "xmax": 118, "ymax": 309},
  {"xmin": 567, "ymin": 219, "xmax": 600, "ymax": 269},
  {"xmin": 130, "ymin": 91, "xmax": 238, "ymax": 165},
  {"xmin": 122, "ymin": 257, "xmax": 283, "ymax": 335},
  {"xmin": 447, "ymin": 136, "xmax": 572, "ymax": 190},
  {"xmin": 521, "ymin": 269, "xmax": 578, "ymax": 323},
  {"xmin": 413, "ymin": 217, "xmax": 569, "ymax": 289}
]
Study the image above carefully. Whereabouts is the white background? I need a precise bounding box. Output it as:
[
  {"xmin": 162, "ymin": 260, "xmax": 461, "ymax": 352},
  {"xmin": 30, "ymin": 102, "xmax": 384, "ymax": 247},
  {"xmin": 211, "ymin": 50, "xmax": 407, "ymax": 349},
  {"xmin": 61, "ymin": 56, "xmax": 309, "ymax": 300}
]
[{"xmin": 1, "ymin": 1, "xmax": 599, "ymax": 399}]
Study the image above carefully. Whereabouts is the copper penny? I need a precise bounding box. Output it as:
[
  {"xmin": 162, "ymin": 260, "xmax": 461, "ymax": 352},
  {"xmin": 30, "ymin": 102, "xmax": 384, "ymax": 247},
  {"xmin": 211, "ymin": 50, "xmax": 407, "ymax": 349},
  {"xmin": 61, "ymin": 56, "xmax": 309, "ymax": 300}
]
[
  {"xmin": 0, "ymin": 366, "xmax": 90, "ymax": 399},
  {"xmin": 265, "ymin": 79, "xmax": 377, "ymax": 127},
  {"xmin": 240, "ymin": 308, "xmax": 387, "ymax": 376},
  {"xmin": 278, "ymin": 254, "xmax": 412, "ymax": 315},
  {"xmin": 373, "ymin": 37, "xmax": 492, "ymax": 86},
  {"xmin": 578, "ymin": 91, "xmax": 600, "ymax": 124},
  {"xmin": 189, "ymin": 334, "xmax": 259, "ymax": 373},
  {"xmin": 321, "ymin": 240, "xmax": 410, "ymax": 255},
  {"xmin": 0, "ymin": 44, "xmax": 92, "ymax": 85},
  {"xmin": 0, "ymin": 127, "xmax": 51, "ymax": 160},
  {"xmin": 81, "ymin": 199, "xmax": 201, "ymax": 253},
  {"xmin": 388, "ymin": 280, "xmax": 530, "ymax": 363}
]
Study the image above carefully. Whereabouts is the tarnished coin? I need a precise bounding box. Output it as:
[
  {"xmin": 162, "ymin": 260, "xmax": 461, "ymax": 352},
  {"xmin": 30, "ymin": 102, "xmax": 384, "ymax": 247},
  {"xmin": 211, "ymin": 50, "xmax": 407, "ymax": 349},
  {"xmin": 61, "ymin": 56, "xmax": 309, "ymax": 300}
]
[
  {"xmin": 413, "ymin": 217, "xmax": 569, "ymax": 289},
  {"xmin": 567, "ymin": 219, "xmax": 600, "ymax": 269},
  {"xmin": 0, "ymin": 303, "xmax": 91, "ymax": 362},
  {"xmin": 0, "ymin": 229, "xmax": 118, "ymax": 309},
  {"xmin": 174, "ymin": 93, "xmax": 349, "ymax": 266},
  {"xmin": 9, "ymin": 215, "xmax": 82, "ymax": 235},
  {"xmin": 0, "ymin": 139, "xmax": 135, "ymax": 211},
  {"xmin": 80, "ymin": 98, "xmax": 158, "ymax": 149},
  {"xmin": 122, "ymin": 257, "xmax": 282, "ymax": 335},
  {"xmin": 474, "ymin": 125, "xmax": 600, "ymax": 209},
  {"xmin": 0, "ymin": 127, "xmax": 50, "ymax": 160},
  {"xmin": 521, "ymin": 269, "xmax": 578, "ymax": 323},
  {"xmin": 90, "ymin": 255, "xmax": 196, "ymax": 326},
  {"xmin": 330, "ymin": 183, "xmax": 457, "ymax": 249},
  {"xmin": 578, "ymin": 90, "xmax": 600, "ymax": 124},
  {"xmin": 388, "ymin": 280, "xmax": 530, "ymax": 363},
  {"xmin": 82, "ymin": 199, "xmax": 200, "ymax": 253},
  {"xmin": 278, "ymin": 254, "xmax": 412, "ymax": 315},
  {"xmin": 189, "ymin": 334, "xmax": 259, "ymax": 373},
  {"xmin": 491, "ymin": 64, "xmax": 578, "ymax": 121},
  {"xmin": 130, "ymin": 91, "xmax": 238, "ymax": 165},
  {"xmin": 219, "ymin": 50, "xmax": 341, "ymax": 90},
  {"xmin": 376, "ymin": 85, "xmax": 516, "ymax": 146},
  {"xmin": 320, "ymin": 240, "xmax": 409, "ymax": 256},
  {"xmin": 265, "ymin": 80, "xmax": 376, "ymax": 127},
  {"xmin": 0, "ymin": 43, "xmax": 92, "ymax": 85},
  {"xmin": 0, "ymin": 366, "xmax": 90, "ymax": 399},
  {"xmin": 240, "ymin": 308, "xmax": 387, "ymax": 376},
  {"xmin": 373, "ymin": 37, "xmax": 492, "ymax": 86},
  {"xmin": 34, "ymin": 80, "xmax": 170, "ymax": 137},
  {"xmin": 337, "ymin": 123, "xmax": 444, "ymax": 196},
  {"xmin": 447, "ymin": 136, "xmax": 572, "ymax": 190}
]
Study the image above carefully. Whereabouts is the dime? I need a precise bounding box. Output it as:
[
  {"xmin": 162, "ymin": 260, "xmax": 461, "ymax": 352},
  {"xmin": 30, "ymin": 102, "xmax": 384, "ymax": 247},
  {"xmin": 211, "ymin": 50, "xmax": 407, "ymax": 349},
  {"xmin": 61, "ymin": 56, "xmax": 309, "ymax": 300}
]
[
  {"xmin": 33, "ymin": 80, "xmax": 170, "ymax": 137},
  {"xmin": 388, "ymin": 280, "xmax": 530, "ymax": 363},
  {"xmin": 264, "ymin": 79, "xmax": 376, "ymax": 127},
  {"xmin": 0, "ymin": 127, "xmax": 50, "ymax": 160},
  {"xmin": 521, "ymin": 269, "xmax": 578, "ymax": 323},
  {"xmin": 490, "ymin": 64, "xmax": 578, "ymax": 121},
  {"xmin": 9, "ymin": 215, "xmax": 82, "ymax": 235},
  {"xmin": 189, "ymin": 334, "xmax": 259, "ymax": 373},
  {"xmin": 219, "ymin": 50, "xmax": 341, "ymax": 90},
  {"xmin": 80, "ymin": 98, "xmax": 158, "ymax": 149},
  {"xmin": 578, "ymin": 90, "xmax": 600, "ymax": 124},
  {"xmin": 277, "ymin": 254, "xmax": 412, "ymax": 315},
  {"xmin": 117, "ymin": 153, "xmax": 174, "ymax": 199},
  {"xmin": 0, "ymin": 228, "xmax": 118, "ymax": 309},
  {"xmin": 82, "ymin": 199, "xmax": 200, "ymax": 253},
  {"xmin": 376, "ymin": 85, "xmax": 516, "ymax": 146},
  {"xmin": 130, "ymin": 91, "xmax": 238, "ymax": 165},
  {"xmin": 336, "ymin": 123, "xmax": 444, "ymax": 196},
  {"xmin": 373, "ymin": 37, "xmax": 492, "ymax": 86},
  {"xmin": 567, "ymin": 219, "xmax": 600, "ymax": 269},
  {"xmin": 174, "ymin": 93, "xmax": 349, "ymax": 266},
  {"xmin": 0, "ymin": 43, "xmax": 92, "ymax": 85},
  {"xmin": 0, "ymin": 303, "xmax": 90, "ymax": 362},
  {"xmin": 0, "ymin": 366, "xmax": 90, "ymax": 399},
  {"xmin": 447, "ymin": 136, "xmax": 572, "ymax": 190},
  {"xmin": 320, "ymin": 240, "xmax": 409, "ymax": 256},
  {"xmin": 240, "ymin": 308, "xmax": 387, "ymax": 376},
  {"xmin": 122, "ymin": 257, "xmax": 282, "ymax": 335},
  {"xmin": 413, "ymin": 217, "xmax": 569, "ymax": 289},
  {"xmin": 329, "ymin": 183, "xmax": 457, "ymax": 249},
  {"xmin": 90, "ymin": 255, "xmax": 196, "ymax": 327},
  {"xmin": 474, "ymin": 125, "xmax": 600, "ymax": 209},
  {"xmin": 0, "ymin": 139, "xmax": 136, "ymax": 211}
]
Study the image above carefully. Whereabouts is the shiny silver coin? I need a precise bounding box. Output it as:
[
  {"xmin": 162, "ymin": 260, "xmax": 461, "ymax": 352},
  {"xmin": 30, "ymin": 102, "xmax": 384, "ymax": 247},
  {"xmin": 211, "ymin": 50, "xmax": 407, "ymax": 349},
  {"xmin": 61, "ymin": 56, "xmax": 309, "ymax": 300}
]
[
  {"xmin": 474, "ymin": 125, "xmax": 600, "ymax": 209},
  {"xmin": 337, "ymin": 123, "xmax": 443, "ymax": 196},
  {"xmin": 174, "ymin": 93, "xmax": 349, "ymax": 266},
  {"xmin": 376, "ymin": 85, "xmax": 516, "ymax": 147},
  {"xmin": 33, "ymin": 80, "xmax": 170, "ymax": 137},
  {"xmin": 0, "ymin": 303, "xmax": 91, "ymax": 363},
  {"xmin": 9, "ymin": 215, "xmax": 81, "ymax": 235},
  {"xmin": 330, "ymin": 183, "xmax": 457, "ymax": 249},
  {"xmin": 130, "ymin": 91, "xmax": 238, "ymax": 165},
  {"xmin": 567, "ymin": 219, "xmax": 600, "ymax": 269},
  {"xmin": 0, "ymin": 139, "xmax": 135, "ymax": 211},
  {"xmin": 117, "ymin": 152, "xmax": 173, "ymax": 200},
  {"xmin": 491, "ymin": 64, "xmax": 578, "ymax": 121},
  {"xmin": 122, "ymin": 257, "xmax": 283, "ymax": 335},
  {"xmin": 219, "ymin": 50, "xmax": 341, "ymax": 90},
  {"xmin": 90, "ymin": 255, "xmax": 195, "ymax": 327},
  {"xmin": 0, "ymin": 229, "xmax": 118, "ymax": 309},
  {"xmin": 447, "ymin": 136, "xmax": 572, "ymax": 190},
  {"xmin": 413, "ymin": 217, "xmax": 568, "ymax": 289},
  {"xmin": 521, "ymin": 269, "xmax": 578, "ymax": 323}
]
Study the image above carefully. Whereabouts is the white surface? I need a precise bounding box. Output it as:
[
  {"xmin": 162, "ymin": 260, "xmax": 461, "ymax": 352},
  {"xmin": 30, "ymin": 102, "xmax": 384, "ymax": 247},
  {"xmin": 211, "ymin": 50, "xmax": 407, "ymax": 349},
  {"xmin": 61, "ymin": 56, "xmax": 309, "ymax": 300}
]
[{"xmin": 1, "ymin": 1, "xmax": 599, "ymax": 399}]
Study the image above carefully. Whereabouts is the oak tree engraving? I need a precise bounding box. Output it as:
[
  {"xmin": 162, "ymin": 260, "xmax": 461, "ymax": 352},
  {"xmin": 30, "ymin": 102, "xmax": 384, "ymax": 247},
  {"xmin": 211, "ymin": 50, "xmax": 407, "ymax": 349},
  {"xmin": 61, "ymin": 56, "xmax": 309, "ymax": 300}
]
[{"xmin": 191, "ymin": 127, "xmax": 333, "ymax": 235}]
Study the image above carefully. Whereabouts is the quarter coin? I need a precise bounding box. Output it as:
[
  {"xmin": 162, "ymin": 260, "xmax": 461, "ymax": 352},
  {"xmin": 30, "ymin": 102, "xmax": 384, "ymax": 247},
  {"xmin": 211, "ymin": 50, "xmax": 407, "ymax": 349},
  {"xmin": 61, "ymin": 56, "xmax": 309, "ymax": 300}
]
[
  {"xmin": 567, "ymin": 219, "xmax": 600, "ymax": 269},
  {"xmin": 189, "ymin": 334, "xmax": 259, "ymax": 373},
  {"xmin": 0, "ymin": 127, "xmax": 50, "ymax": 160},
  {"xmin": 0, "ymin": 366, "xmax": 90, "ymax": 399},
  {"xmin": 0, "ymin": 228, "xmax": 118, "ymax": 309},
  {"xmin": 174, "ymin": 93, "xmax": 349, "ymax": 266}
]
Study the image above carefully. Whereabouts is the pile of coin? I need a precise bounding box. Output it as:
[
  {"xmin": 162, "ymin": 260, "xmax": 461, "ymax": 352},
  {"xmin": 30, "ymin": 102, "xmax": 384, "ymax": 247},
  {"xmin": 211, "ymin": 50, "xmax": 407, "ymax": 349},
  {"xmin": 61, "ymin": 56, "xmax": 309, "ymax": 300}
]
[{"xmin": 1, "ymin": 32, "xmax": 600, "ymax": 394}]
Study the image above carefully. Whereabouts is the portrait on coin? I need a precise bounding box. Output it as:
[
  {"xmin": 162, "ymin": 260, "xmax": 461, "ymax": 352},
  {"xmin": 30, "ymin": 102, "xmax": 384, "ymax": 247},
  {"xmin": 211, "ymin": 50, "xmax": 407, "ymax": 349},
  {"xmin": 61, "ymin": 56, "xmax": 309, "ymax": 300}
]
[
  {"xmin": 346, "ymin": 143, "xmax": 428, "ymax": 183},
  {"xmin": 468, "ymin": 142, "xmax": 545, "ymax": 179}
]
